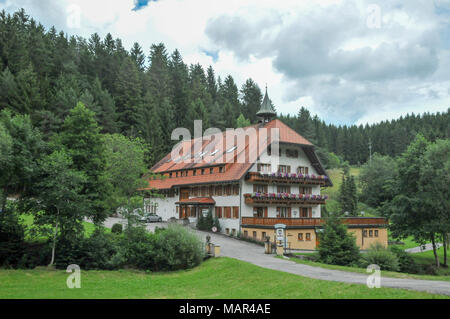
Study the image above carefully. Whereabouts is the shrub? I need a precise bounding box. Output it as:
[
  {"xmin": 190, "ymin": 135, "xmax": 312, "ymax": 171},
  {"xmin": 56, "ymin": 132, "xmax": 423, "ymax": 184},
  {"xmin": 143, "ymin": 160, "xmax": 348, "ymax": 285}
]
[
  {"xmin": 0, "ymin": 210, "xmax": 26, "ymax": 267},
  {"xmin": 317, "ymin": 214, "xmax": 360, "ymax": 266},
  {"xmin": 121, "ymin": 225, "xmax": 156, "ymax": 270},
  {"xmin": 360, "ymin": 243, "xmax": 400, "ymax": 272},
  {"xmin": 389, "ymin": 246, "xmax": 421, "ymax": 274},
  {"xmin": 17, "ymin": 241, "xmax": 52, "ymax": 269},
  {"xmin": 79, "ymin": 230, "xmax": 124, "ymax": 270},
  {"xmin": 153, "ymin": 224, "xmax": 204, "ymax": 271},
  {"xmin": 111, "ymin": 223, "xmax": 123, "ymax": 234}
]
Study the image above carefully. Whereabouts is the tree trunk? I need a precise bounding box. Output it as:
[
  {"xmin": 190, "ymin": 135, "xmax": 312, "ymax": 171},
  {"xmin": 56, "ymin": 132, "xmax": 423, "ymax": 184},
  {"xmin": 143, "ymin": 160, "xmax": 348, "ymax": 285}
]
[
  {"xmin": 49, "ymin": 209, "xmax": 59, "ymax": 267},
  {"xmin": 431, "ymin": 233, "xmax": 440, "ymax": 268},
  {"xmin": 443, "ymin": 232, "xmax": 448, "ymax": 267}
]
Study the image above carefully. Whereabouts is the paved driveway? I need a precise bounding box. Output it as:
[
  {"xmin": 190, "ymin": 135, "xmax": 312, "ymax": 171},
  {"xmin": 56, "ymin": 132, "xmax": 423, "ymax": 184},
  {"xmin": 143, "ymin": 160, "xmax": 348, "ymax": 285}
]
[
  {"xmin": 101, "ymin": 218, "xmax": 450, "ymax": 296},
  {"xmin": 196, "ymin": 230, "xmax": 450, "ymax": 296}
]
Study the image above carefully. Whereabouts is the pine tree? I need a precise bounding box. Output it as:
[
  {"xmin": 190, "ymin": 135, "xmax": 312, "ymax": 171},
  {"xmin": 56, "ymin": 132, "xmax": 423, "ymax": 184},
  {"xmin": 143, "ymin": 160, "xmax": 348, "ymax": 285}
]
[
  {"xmin": 240, "ymin": 79, "xmax": 262, "ymax": 124},
  {"xmin": 130, "ymin": 42, "xmax": 145, "ymax": 71},
  {"xmin": 318, "ymin": 214, "xmax": 360, "ymax": 266},
  {"xmin": 114, "ymin": 56, "xmax": 141, "ymax": 135},
  {"xmin": 296, "ymin": 107, "xmax": 316, "ymax": 143},
  {"xmin": 169, "ymin": 49, "xmax": 190, "ymax": 128}
]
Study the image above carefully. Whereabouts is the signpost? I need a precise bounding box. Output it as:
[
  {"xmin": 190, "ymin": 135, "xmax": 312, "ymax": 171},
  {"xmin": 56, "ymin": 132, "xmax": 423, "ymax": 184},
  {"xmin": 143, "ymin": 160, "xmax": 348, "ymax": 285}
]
[{"xmin": 274, "ymin": 224, "xmax": 286, "ymax": 255}]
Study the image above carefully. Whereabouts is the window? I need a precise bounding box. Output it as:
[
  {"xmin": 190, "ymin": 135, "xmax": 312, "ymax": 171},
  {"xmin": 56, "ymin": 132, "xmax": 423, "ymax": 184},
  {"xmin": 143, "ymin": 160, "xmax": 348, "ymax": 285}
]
[
  {"xmin": 369, "ymin": 230, "xmax": 373, "ymax": 237},
  {"xmin": 306, "ymin": 233, "xmax": 311, "ymax": 241},
  {"xmin": 215, "ymin": 207, "xmax": 223, "ymax": 218},
  {"xmin": 278, "ymin": 165, "xmax": 290, "ymax": 173},
  {"xmin": 193, "ymin": 170, "xmax": 197, "ymax": 176},
  {"xmin": 192, "ymin": 187, "xmax": 198, "ymax": 196},
  {"xmin": 176, "ymin": 172, "xmax": 179, "ymax": 177},
  {"xmin": 253, "ymin": 207, "xmax": 266, "ymax": 218},
  {"xmin": 201, "ymin": 187, "xmax": 208, "ymax": 196},
  {"xmin": 226, "ymin": 228, "xmax": 230, "ymax": 235},
  {"xmin": 232, "ymin": 207, "xmax": 239, "ymax": 219},
  {"xmin": 300, "ymin": 207, "xmax": 311, "ymax": 218},
  {"xmin": 363, "ymin": 230, "xmax": 368, "ymax": 237},
  {"xmin": 262, "ymin": 232, "xmax": 266, "ymax": 240},
  {"xmin": 219, "ymin": 166, "xmax": 224, "ymax": 173},
  {"xmin": 298, "ymin": 233, "xmax": 303, "ymax": 241},
  {"xmin": 300, "ymin": 187, "xmax": 312, "ymax": 195},
  {"xmin": 375, "ymin": 230, "xmax": 379, "ymax": 237},
  {"xmin": 277, "ymin": 185, "xmax": 291, "ymax": 193},
  {"xmin": 210, "ymin": 167, "xmax": 214, "ymax": 174},
  {"xmin": 253, "ymin": 184, "xmax": 268, "ymax": 193},
  {"xmin": 253, "ymin": 231, "xmax": 257, "ymax": 239},
  {"xmin": 224, "ymin": 207, "xmax": 232, "ymax": 219},
  {"xmin": 201, "ymin": 168, "xmax": 205, "ymax": 175},
  {"xmin": 215, "ymin": 186, "xmax": 223, "ymax": 196},
  {"xmin": 169, "ymin": 172, "xmax": 172, "ymax": 178},
  {"xmin": 231, "ymin": 229, "xmax": 236, "ymax": 236},
  {"xmin": 257, "ymin": 163, "xmax": 271, "ymax": 173},
  {"xmin": 286, "ymin": 149, "xmax": 299, "ymax": 158},
  {"xmin": 277, "ymin": 207, "xmax": 290, "ymax": 218},
  {"xmin": 244, "ymin": 230, "xmax": 248, "ymax": 237},
  {"xmin": 225, "ymin": 185, "xmax": 232, "ymax": 196},
  {"xmin": 297, "ymin": 166, "xmax": 309, "ymax": 175},
  {"xmin": 233, "ymin": 185, "xmax": 240, "ymax": 195}
]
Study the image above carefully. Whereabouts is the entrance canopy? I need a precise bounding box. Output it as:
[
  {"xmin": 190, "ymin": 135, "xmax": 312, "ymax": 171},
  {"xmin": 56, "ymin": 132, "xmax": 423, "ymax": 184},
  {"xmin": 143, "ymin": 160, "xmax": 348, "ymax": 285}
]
[{"xmin": 176, "ymin": 197, "xmax": 216, "ymax": 206}]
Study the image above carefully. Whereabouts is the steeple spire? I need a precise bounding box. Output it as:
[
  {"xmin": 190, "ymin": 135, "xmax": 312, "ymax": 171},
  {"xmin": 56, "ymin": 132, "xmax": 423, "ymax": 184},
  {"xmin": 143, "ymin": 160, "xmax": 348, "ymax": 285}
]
[{"xmin": 256, "ymin": 85, "xmax": 276, "ymax": 123}]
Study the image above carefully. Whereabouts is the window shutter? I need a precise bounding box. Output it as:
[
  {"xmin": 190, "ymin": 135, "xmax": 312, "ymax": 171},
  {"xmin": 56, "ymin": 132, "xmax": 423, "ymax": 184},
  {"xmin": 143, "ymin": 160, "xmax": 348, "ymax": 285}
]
[
  {"xmin": 264, "ymin": 207, "xmax": 268, "ymax": 218},
  {"xmin": 276, "ymin": 207, "xmax": 280, "ymax": 217},
  {"xmin": 288, "ymin": 207, "xmax": 292, "ymax": 218},
  {"xmin": 287, "ymin": 166, "xmax": 291, "ymax": 173},
  {"xmin": 309, "ymin": 207, "xmax": 312, "ymax": 217}
]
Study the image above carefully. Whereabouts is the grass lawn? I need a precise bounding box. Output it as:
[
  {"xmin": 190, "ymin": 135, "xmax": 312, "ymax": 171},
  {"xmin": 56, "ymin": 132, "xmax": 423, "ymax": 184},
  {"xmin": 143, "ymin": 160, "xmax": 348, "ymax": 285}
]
[
  {"xmin": 0, "ymin": 257, "xmax": 447, "ymax": 299},
  {"xmin": 19, "ymin": 214, "xmax": 109, "ymax": 240},
  {"xmin": 288, "ymin": 248, "xmax": 450, "ymax": 282}
]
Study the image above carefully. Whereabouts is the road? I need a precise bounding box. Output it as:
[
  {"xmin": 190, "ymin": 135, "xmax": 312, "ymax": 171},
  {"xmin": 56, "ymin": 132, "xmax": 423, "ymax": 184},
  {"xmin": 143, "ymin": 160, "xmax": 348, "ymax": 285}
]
[{"xmin": 101, "ymin": 218, "xmax": 450, "ymax": 296}]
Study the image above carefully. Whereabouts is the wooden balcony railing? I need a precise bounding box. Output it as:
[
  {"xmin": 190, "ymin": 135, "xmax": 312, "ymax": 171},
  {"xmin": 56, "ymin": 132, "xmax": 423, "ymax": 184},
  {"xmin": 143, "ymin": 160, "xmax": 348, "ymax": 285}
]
[
  {"xmin": 246, "ymin": 172, "xmax": 328, "ymax": 185},
  {"xmin": 241, "ymin": 217, "xmax": 389, "ymax": 227},
  {"xmin": 244, "ymin": 193, "xmax": 327, "ymax": 205}
]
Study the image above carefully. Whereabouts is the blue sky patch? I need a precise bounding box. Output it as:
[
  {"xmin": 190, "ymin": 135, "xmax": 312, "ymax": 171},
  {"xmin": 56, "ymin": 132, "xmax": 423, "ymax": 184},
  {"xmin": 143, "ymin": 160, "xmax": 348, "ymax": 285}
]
[
  {"xmin": 132, "ymin": 0, "xmax": 157, "ymax": 11},
  {"xmin": 202, "ymin": 49, "xmax": 219, "ymax": 63}
]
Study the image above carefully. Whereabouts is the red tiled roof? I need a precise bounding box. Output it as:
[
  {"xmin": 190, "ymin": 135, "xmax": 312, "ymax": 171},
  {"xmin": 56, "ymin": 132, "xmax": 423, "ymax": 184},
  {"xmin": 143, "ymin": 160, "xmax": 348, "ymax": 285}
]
[
  {"xmin": 143, "ymin": 119, "xmax": 328, "ymax": 190},
  {"xmin": 176, "ymin": 197, "xmax": 216, "ymax": 205}
]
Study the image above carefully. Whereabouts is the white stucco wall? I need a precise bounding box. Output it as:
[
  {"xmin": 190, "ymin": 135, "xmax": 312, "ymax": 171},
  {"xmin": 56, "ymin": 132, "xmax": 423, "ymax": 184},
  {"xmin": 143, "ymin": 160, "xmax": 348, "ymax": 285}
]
[{"xmin": 242, "ymin": 144, "xmax": 323, "ymax": 218}]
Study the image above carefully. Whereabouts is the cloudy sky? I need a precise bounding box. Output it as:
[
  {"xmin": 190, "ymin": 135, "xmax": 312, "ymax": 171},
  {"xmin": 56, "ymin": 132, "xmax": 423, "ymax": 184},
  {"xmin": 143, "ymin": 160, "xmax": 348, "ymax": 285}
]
[{"xmin": 2, "ymin": 0, "xmax": 450, "ymax": 125}]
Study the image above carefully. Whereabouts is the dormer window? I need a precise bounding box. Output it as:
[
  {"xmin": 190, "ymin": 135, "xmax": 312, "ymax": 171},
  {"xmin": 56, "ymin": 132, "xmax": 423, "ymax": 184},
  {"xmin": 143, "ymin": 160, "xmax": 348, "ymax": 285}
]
[{"xmin": 226, "ymin": 146, "xmax": 237, "ymax": 153}]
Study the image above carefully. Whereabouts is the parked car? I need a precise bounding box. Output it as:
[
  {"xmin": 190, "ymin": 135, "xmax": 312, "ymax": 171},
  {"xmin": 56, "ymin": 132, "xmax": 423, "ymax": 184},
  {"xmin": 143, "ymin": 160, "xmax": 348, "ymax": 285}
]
[{"xmin": 143, "ymin": 213, "xmax": 162, "ymax": 223}]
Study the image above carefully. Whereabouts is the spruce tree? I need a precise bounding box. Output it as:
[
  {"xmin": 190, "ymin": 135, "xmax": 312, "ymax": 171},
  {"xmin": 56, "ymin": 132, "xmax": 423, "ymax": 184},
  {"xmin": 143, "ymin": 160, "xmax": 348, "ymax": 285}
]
[{"xmin": 318, "ymin": 214, "xmax": 360, "ymax": 266}]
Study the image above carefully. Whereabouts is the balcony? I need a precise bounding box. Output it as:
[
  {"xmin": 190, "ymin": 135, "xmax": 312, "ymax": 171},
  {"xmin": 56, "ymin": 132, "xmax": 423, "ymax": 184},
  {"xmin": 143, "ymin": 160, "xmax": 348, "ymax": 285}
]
[
  {"xmin": 246, "ymin": 171, "xmax": 329, "ymax": 186},
  {"xmin": 244, "ymin": 192, "xmax": 327, "ymax": 205},
  {"xmin": 241, "ymin": 217, "xmax": 389, "ymax": 227}
]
